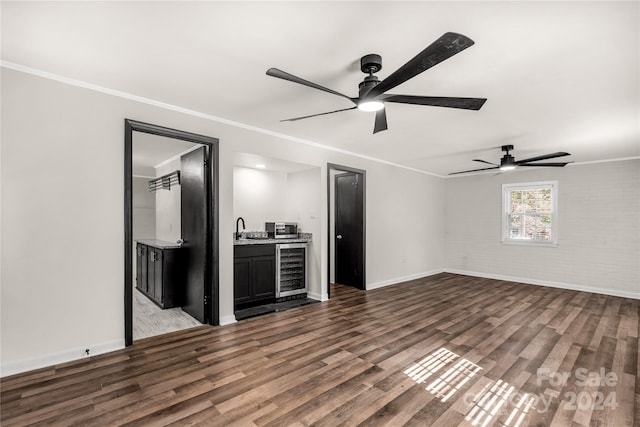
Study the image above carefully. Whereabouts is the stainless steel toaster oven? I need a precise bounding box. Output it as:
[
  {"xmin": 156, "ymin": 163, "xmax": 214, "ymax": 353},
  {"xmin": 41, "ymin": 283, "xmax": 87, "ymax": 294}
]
[{"xmin": 265, "ymin": 222, "xmax": 298, "ymax": 239}]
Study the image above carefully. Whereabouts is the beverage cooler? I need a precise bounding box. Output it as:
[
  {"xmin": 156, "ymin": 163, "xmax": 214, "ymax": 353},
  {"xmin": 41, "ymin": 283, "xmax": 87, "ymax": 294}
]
[{"xmin": 276, "ymin": 243, "xmax": 307, "ymax": 298}]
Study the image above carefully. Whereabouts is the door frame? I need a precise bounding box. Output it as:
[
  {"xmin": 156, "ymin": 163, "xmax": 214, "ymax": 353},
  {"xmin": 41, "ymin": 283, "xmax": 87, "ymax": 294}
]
[
  {"xmin": 124, "ymin": 119, "xmax": 219, "ymax": 346},
  {"xmin": 326, "ymin": 163, "xmax": 366, "ymax": 298}
]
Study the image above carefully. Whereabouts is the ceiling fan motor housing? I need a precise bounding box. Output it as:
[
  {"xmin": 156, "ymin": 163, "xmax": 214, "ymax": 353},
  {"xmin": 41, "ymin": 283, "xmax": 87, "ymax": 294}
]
[
  {"xmin": 359, "ymin": 75, "xmax": 380, "ymax": 99},
  {"xmin": 501, "ymin": 154, "xmax": 515, "ymax": 168}
]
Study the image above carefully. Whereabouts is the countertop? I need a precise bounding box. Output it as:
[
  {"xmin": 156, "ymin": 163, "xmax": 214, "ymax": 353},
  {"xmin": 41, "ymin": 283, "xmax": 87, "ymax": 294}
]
[
  {"xmin": 234, "ymin": 232, "xmax": 312, "ymax": 246},
  {"xmin": 137, "ymin": 239, "xmax": 182, "ymax": 249}
]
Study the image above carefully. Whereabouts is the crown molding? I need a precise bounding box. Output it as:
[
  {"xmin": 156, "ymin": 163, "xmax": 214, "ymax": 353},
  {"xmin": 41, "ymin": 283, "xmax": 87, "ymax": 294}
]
[{"xmin": 1, "ymin": 61, "xmax": 442, "ymax": 178}]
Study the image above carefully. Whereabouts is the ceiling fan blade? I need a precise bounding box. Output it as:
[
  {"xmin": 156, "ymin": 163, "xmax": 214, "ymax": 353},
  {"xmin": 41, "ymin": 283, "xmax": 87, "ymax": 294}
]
[
  {"xmin": 373, "ymin": 108, "xmax": 388, "ymax": 134},
  {"xmin": 267, "ymin": 68, "xmax": 356, "ymax": 103},
  {"xmin": 449, "ymin": 166, "xmax": 499, "ymax": 175},
  {"xmin": 382, "ymin": 95, "xmax": 487, "ymax": 110},
  {"xmin": 473, "ymin": 159, "xmax": 498, "ymax": 166},
  {"xmin": 366, "ymin": 32, "xmax": 475, "ymax": 99},
  {"xmin": 518, "ymin": 162, "xmax": 571, "ymax": 167},
  {"xmin": 515, "ymin": 152, "xmax": 571, "ymax": 164},
  {"xmin": 280, "ymin": 106, "xmax": 357, "ymax": 122}
]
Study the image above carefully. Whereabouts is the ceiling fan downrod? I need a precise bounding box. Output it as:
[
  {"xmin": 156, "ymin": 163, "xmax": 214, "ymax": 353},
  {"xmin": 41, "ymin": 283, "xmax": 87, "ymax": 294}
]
[{"xmin": 358, "ymin": 54, "xmax": 382, "ymax": 99}]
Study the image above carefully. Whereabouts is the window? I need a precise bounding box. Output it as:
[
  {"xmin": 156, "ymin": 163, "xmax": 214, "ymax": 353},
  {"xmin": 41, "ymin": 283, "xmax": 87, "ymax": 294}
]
[{"xmin": 502, "ymin": 181, "xmax": 557, "ymax": 245}]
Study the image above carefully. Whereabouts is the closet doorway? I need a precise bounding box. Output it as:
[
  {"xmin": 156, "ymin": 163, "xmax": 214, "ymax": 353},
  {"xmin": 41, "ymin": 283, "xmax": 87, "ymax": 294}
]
[{"xmin": 327, "ymin": 163, "xmax": 366, "ymax": 297}]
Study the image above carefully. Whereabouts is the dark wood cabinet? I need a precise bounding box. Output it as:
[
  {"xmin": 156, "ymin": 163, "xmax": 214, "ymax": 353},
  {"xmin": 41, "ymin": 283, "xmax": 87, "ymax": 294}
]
[
  {"xmin": 233, "ymin": 257, "xmax": 252, "ymax": 304},
  {"xmin": 234, "ymin": 244, "xmax": 276, "ymax": 309},
  {"xmin": 136, "ymin": 242, "xmax": 183, "ymax": 308},
  {"xmin": 136, "ymin": 244, "xmax": 148, "ymax": 294},
  {"xmin": 253, "ymin": 256, "xmax": 276, "ymax": 299}
]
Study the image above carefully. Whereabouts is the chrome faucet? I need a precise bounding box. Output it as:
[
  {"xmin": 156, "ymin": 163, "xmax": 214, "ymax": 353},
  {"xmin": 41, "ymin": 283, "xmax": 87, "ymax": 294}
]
[{"xmin": 236, "ymin": 217, "xmax": 245, "ymax": 240}]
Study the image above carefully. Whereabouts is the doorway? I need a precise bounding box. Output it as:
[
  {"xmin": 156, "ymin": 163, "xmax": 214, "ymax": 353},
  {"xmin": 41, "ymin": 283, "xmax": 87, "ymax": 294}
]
[
  {"xmin": 327, "ymin": 163, "xmax": 366, "ymax": 297},
  {"xmin": 124, "ymin": 120, "xmax": 219, "ymax": 346}
]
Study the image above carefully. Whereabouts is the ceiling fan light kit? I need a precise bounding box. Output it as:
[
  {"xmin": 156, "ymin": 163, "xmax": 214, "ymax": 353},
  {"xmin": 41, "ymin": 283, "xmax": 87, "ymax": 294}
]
[
  {"xmin": 267, "ymin": 32, "xmax": 487, "ymax": 134},
  {"xmin": 357, "ymin": 100, "xmax": 385, "ymax": 112}
]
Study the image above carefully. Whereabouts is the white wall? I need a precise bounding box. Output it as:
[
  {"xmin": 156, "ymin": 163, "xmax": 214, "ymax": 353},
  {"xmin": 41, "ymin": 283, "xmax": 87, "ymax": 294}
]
[
  {"xmin": 133, "ymin": 177, "xmax": 156, "ymax": 241},
  {"xmin": 1, "ymin": 68, "xmax": 445, "ymax": 375},
  {"xmin": 132, "ymin": 176, "xmax": 155, "ymax": 279},
  {"xmin": 233, "ymin": 167, "xmax": 287, "ymax": 232},
  {"xmin": 1, "ymin": 70, "xmax": 127, "ymax": 375},
  {"xmin": 445, "ymin": 160, "xmax": 640, "ymax": 298},
  {"xmin": 154, "ymin": 158, "xmax": 182, "ymax": 243},
  {"xmin": 366, "ymin": 163, "xmax": 446, "ymax": 288}
]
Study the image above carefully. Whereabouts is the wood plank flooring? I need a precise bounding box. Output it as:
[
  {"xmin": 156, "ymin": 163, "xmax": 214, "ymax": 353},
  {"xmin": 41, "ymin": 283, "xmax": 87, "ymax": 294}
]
[{"xmin": 1, "ymin": 273, "xmax": 638, "ymax": 426}]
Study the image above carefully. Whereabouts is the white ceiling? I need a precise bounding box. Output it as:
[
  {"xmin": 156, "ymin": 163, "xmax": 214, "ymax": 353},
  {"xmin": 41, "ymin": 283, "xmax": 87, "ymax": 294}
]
[
  {"xmin": 233, "ymin": 152, "xmax": 317, "ymax": 173},
  {"xmin": 2, "ymin": 1, "xmax": 638, "ymax": 176}
]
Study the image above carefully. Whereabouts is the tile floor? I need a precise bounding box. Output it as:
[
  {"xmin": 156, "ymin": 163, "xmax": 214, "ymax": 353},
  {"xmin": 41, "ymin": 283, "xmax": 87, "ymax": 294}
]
[{"xmin": 133, "ymin": 288, "xmax": 202, "ymax": 340}]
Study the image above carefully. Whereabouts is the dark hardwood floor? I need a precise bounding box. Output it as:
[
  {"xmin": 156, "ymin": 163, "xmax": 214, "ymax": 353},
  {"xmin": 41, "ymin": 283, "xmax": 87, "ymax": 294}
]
[{"xmin": 1, "ymin": 273, "xmax": 638, "ymax": 426}]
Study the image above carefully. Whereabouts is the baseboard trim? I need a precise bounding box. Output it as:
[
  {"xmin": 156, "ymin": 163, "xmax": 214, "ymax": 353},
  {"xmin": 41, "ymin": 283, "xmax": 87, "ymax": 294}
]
[
  {"xmin": 445, "ymin": 269, "xmax": 640, "ymax": 300},
  {"xmin": 219, "ymin": 314, "xmax": 237, "ymax": 326},
  {"xmin": 367, "ymin": 269, "xmax": 445, "ymax": 290},
  {"xmin": 0, "ymin": 339, "xmax": 124, "ymax": 378},
  {"xmin": 307, "ymin": 291, "xmax": 328, "ymax": 301}
]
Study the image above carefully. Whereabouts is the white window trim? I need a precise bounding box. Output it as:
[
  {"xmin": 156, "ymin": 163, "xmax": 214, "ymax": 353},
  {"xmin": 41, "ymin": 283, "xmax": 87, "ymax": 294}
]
[{"xmin": 501, "ymin": 181, "xmax": 558, "ymax": 246}]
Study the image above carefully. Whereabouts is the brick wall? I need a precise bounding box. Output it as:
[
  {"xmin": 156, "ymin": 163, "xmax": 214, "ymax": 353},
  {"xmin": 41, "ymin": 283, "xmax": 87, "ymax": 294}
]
[{"xmin": 444, "ymin": 159, "xmax": 639, "ymax": 298}]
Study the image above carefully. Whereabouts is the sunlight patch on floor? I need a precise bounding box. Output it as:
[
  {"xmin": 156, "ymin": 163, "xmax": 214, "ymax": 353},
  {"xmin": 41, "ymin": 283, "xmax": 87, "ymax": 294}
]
[
  {"xmin": 464, "ymin": 379, "xmax": 537, "ymax": 427},
  {"xmin": 404, "ymin": 347, "xmax": 482, "ymax": 403},
  {"xmin": 404, "ymin": 347, "xmax": 459, "ymax": 384},
  {"xmin": 426, "ymin": 357, "xmax": 483, "ymax": 402}
]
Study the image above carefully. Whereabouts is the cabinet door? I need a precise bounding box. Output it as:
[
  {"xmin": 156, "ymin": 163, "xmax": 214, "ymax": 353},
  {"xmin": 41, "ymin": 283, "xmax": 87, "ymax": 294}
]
[
  {"xmin": 161, "ymin": 248, "xmax": 183, "ymax": 308},
  {"xmin": 234, "ymin": 258, "xmax": 252, "ymax": 304},
  {"xmin": 253, "ymin": 255, "xmax": 276, "ymax": 300},
  {"xmin": 146, "ymin": 248, "xmax": 157, "ymax": 299},
  {"xmin": 153, "ymin": 249, "xmax": 163, "ymax": 304},
  {"xmin": 136, "ymin": 244, "xmax": 148, "ymax": 293}
]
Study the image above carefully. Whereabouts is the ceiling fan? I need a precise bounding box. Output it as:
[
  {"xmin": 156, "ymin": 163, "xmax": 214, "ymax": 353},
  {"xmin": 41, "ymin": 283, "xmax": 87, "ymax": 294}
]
[
  {"xmin": 266, "ymin": 32, "xmax": 487, "ymax": 134},
  {"xmin": 449, "ymin": 145, "xmax": 572, "ymax": 175}
]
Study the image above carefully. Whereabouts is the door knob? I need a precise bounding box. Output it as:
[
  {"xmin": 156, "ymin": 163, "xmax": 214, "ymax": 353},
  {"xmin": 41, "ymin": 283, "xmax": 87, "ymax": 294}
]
[{"xmin": 336, "ymin": 235, "xmax": 343, "ymax": 240}]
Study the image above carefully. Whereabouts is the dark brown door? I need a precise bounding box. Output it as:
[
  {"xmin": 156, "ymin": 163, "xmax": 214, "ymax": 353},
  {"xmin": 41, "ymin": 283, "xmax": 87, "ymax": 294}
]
[
  {"xmin": 335, "ymin": 172, "xmax": 364, "ymax": 289},
  {"xmin": 181, "ymin": 146, "xmax": 208, "ymax": 322}
]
